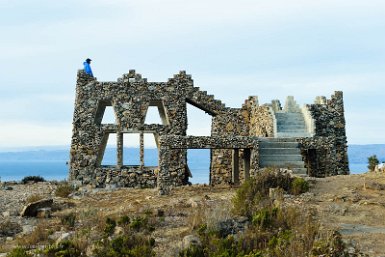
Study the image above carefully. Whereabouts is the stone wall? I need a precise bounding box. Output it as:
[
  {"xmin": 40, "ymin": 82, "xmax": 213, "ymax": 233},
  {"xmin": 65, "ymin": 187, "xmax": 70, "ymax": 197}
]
[
  {"xmin": 297, "ymin": 137, "xmax": 338, "ymax": 177},
  {"xmin": 304, "ymin": 91, "xmax": 349, "ymax": 175},
  {"xmin": 244, "ymin": 97, "xmax": 275, "ymax": 137},
  {"xmin": 70, "ymin": 70, "xmax": 228, "ymax": 188}
]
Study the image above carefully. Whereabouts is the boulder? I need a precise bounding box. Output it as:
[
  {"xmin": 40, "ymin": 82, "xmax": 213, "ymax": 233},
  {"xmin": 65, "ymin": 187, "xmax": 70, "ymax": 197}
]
[
  {"xmin": 20, "ymin": 199, "xmax": 53, "ymax": 217},
  {"xmin": 36, "ymin": 207, "xmax": 52, "ymax": 218},
  {"xmin": 55, "ymin": 232, "xmax": 74, "ymax": 245},
  {"xmin": 181, "ymin": 235, "xmax": 201, "ymax": 250}
]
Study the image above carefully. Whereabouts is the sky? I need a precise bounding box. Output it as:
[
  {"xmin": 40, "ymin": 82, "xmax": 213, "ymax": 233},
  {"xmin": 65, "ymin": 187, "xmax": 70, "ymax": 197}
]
[{"xmin": 1, "ymin": 0, "xmax": 385, "ymax": 148}]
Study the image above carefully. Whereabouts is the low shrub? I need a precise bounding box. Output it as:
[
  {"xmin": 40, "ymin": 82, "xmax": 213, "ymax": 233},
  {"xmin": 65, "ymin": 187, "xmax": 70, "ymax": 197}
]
[
  {"xmin": 21, "ymin": 176, "xmax": 45, "ymax": 184},
  {"xmin": 61, "ymin": 212, "xmax": 77, "ymax": 228},
  {"xmin": 55, "ymin": 183, "xmax": 74, "ymax": 198},
  {"xmin": 6, "ymin": 247, "xmax": 32, "ymax": 257},
  {"xmin": 104, "ymin": 217, "xmax": 116, "ymax": 235},
  {"xmin": 26, "ymin": 194, "xmax": 44, "ymax": 204},
  {"xmin": 290, "ymin": 177, "xmax": 309, "ymax": 195},
  {"xmin": 94, "ymin": 234, "xmax": 156, "ymax": 257},
  {"xmin": 16, "ymin": 222, "xmax": 50, "ymax": 247},
  {"xmin": 42, "ymin": 240, "xmax": 84, "ymax": 257},
  {"xmin": 0, "ymin": 220, "xmax": 22, "ymax": 237},
  {"xmin": 232, "ymin": 169, "xmax": 309, "ymax": 217},
  {"xmin": 117, "ymin": 215, "xmax": 130, "ymax": 226},
  {"xmin": 178, "ymin": 245, "xmax": 205, "ymax": 257}
]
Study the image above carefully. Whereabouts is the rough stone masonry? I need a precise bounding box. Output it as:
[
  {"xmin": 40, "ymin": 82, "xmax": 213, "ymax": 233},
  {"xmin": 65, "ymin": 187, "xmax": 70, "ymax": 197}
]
[{"xmin": 69, "ymin": 69, "xmax": 349, "ymax": 192}]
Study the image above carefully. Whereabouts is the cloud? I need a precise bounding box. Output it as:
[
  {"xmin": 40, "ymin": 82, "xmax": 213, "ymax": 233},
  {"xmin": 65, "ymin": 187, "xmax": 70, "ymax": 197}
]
[
  {"xmin": 0, "ymin": 122, "xmax": 72, "ymax": 148},
  {"xmin": 0, "ymin": 0, "xmax": 385, "ymax": 147}
]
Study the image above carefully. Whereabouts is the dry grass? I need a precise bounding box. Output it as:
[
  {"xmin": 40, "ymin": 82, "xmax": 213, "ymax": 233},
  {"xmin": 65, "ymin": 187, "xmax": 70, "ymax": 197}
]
[
  {"xmin": 16, "ymin": 221, "xmax": 52, "ymax": 247},
  {"xmin": 55, "ymin": 183, "xmax": 74, "ymax": 198},
  {"xmin": 0, "ymin": 220, "xmax": 22, "ymax": 237},
  {"xmin": 26, "ymin": 194, "xmax": 44, "ymax": 204}
]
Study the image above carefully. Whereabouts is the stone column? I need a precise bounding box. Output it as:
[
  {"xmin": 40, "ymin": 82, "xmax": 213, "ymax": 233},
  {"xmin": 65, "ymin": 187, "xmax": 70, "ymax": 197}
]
[
  {"xmin": 117, "ymin": 132, "xmax": 123, "ymax": 168},
  {"xmin": 232, "ymin": 148, "xmax": 240, "ymax": 185},
  {"xmin": 140, "ymin": 131, "xmax": 144, "ymax": 167}
]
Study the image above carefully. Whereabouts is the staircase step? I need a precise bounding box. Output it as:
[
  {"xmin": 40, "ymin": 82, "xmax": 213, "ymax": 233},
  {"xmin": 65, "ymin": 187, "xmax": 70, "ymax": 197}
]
[
  {"xmin": 259, "ymin": 154, "xmax": 303, "ymax": 162},
  {"xmin": 259, "ymin": 160, "xmax": 305, "ymax": 168},
  {"xmin": 277, "ymin": 125, "xmax": 307, "ymax": 129},
  {"xmin": 291, "ymin": 168, "xmax": 307, "ymax": 175},
  {"xmin": 259, "ymin": 161, "xmax": 305, "ymax": 169},
  {"xmin": 259, "ymin": 148, "xmax": 301, "ymax": 155},
  {"xmin": 276, "ymin": 132, "xmax": 311, "ymax": 138},
  {"xmin": 277, "ymin": 121, "xmax": 305, "ymax": 125},
  {"xmin": 277, "ymin": 131, "xmax": 307, "ymax": 134},
  {"xmin": 259, "ymin": 138, "xmax": 299, "ymax": 148}
]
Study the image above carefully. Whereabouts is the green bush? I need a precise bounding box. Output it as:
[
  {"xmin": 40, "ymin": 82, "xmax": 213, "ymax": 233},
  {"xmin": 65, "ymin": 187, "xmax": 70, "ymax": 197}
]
[
  {"xmin": 104, "ymin": 217, "xmax": 117, "ymax": 235},
  {"xmin": 94, "ymin": 234, "xmax": 155, "ymax": 257},
  {"xmin": 61, "ymin": 212, "xmax": 76, "ymax": 228},
  {"xmin": 232, "ymin": 168, "xmax": 300, "ymax": 217},
  {"xmin": 42, "ymin": 240, "xmax": 83, "ymax": 257},
  {"xmin": 21, "ymin": 176, "xmax": 45, "ymax": 184},
  {"xmin": 290, "ymin": 177, "xmax": 309, "ymax": 195},
  {"xmin": 368, "ymin": 155, "xmax": 380, "ymax": 171},
  {"xmin": 178, "ymin": 245, "xmax": 205, "ymax": 257},
  {"xmin": 117, "ymin": 215, "xmax": 130, "ymax": 226},
  {"xmin": 6, "ymin": 247, "xmax": 32, "ymax": 257}
]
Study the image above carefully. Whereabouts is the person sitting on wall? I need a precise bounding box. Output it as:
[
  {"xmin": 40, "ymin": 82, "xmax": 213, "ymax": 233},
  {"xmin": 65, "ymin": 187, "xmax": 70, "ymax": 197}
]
[{"xmin": 83, "ymin": 58, "xmax": 93, "ymax": 77}]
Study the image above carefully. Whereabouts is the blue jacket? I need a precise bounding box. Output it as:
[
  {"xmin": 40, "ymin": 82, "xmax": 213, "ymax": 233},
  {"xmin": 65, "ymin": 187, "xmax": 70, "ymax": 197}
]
[{"xmin": 83, "ymin": 61, "xmax": 93, "ymax": 77}]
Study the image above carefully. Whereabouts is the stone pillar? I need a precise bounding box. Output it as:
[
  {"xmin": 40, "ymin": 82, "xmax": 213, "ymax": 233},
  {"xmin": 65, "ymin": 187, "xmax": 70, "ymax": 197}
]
[
  {"xmin": 140, "ymin": 131, "xmax": 144, "ymax": 167},
  {"xmin": 117, "ymin": 132, "xmax": 123, "ymax": 168},
  {"xmin": 158, "ymin": 145, "xmax": 171, "ymax": 195},
  {"xmin": 243, "ymin": 148, "xmax": 251, "ymax": 180},
  {"xmin": 232, "ymin": 149, "xmax": 240, "ymax": 185}
]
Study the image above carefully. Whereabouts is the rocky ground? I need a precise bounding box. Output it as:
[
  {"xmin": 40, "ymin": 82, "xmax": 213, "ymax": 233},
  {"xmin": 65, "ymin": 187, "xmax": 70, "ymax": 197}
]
[{"xmin": 1, "ymin": 172, "xmax": 385, "ymax": 256}]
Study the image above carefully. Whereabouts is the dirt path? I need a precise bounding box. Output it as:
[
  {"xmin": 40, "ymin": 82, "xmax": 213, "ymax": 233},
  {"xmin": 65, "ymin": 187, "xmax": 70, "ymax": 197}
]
[{"xmin": 306, "ymin": 173, "xmax": 385, "ymax": 256}]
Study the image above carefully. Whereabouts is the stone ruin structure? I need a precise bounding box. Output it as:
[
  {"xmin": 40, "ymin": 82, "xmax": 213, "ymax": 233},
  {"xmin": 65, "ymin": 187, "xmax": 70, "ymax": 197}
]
[{"xmin": 69, "ymin": 69, "xmax": 349, "ymax": 193}]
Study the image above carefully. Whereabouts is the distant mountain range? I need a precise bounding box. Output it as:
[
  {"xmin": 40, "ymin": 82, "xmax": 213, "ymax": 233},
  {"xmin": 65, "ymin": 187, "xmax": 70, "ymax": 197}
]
[{"xmin": 0, "ymin": 145, "xmax": 383, "ymax": 164}]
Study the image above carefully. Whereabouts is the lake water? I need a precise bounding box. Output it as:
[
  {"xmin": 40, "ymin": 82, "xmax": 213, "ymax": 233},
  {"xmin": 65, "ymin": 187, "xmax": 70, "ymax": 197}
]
[
  {"xmin": 0, "ymin": 148, "xmax": 369, "ymax": 183},
  {"xmin": 0, "ymin": 161, "xmax": 368, "ymax": 184}
]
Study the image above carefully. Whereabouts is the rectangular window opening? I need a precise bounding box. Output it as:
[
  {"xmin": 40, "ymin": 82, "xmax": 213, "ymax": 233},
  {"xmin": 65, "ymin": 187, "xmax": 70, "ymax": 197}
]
[{"xmin": 101, "ymin": 133, "xmax": 117, "ymax": 166}]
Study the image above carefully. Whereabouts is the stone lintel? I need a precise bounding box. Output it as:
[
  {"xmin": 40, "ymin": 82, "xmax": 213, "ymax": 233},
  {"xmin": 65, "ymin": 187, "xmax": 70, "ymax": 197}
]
[{"xmin": 159, "ymin": 135, "xmax": 258, "ymax": 149}]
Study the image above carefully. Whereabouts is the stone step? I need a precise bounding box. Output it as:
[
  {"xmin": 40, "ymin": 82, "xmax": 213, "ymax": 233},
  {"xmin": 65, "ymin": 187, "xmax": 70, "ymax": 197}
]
[
  {"xmin": 277, "ymin": 124, "xmax": 307, "ymax": 129},
  {"xmin": 276, "ymin": 121, "xmax": 306, "ymax": 128},
  {"xmin": 276, "ymin": 120, "xmax": 305, "ymax": 125},
  {"xmin": 259, "ymin": 148, "xmax": 301, "ymax": 155},
  {"xmin": 259, "ymin": 137, "xmax": 298, "ymax": 142},
  {"xmin": 277, "ymin": 127, "xmax": 306, "ymax": 131},
  {"xmin": 276, "ymin": 132, "xmax": 311, "ymax": 138},
  {"xmin": 277, "ymin": 131, "xmax": 308, "ymax": 135},
  {"xmin": 259, "ymin": 154, "xmax": 303, "ymax": 162},
  {"xmin": 276, "ymin": 114, "xmax": 304, "ymax": 117},
  {"xmin": 259, "ymin": 142, "xmax": 299, "ymax": 148},
  {"xmin": 275, "ymin": 112, "xmax": 303, "ymax": 116},
  {"xmin": 259, "ymin": 160, "xmax": 305, "ymax": 168},
  {"xmin": 277, "ymin": 130, "xmax": 307, "ymax": 134}
]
